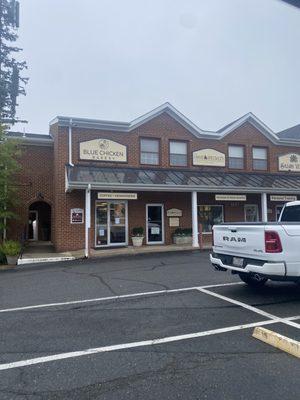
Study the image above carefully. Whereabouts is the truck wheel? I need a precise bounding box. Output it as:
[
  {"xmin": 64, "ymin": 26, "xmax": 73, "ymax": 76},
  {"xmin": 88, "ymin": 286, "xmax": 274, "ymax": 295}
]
[{"xmin": 238, "ymin": 273, "xmax": 268, "ymax": 287}]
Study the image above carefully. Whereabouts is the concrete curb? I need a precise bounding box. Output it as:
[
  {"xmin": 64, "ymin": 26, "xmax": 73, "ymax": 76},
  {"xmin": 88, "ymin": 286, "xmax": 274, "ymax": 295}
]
[
  {"xmin": 18, "ymin": 256, "xmax": 75, "ymax": 265},
  {"xmin": 253, "ymin": 327, "xmax": 300, "ymax": 359}
]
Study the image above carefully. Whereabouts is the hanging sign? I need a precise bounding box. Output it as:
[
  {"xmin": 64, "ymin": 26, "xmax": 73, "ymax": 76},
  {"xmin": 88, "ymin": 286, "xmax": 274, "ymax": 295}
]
[
  {"xmin": 97, "ymin": 192, "xmax": 137, "ymax": 200},
  {"xmin": 270, "ymin": 195, "xmax": 297, "ymax": 202},
  {"xmin": 278, "ymin": 153, "xmax": 300, "ymax": 172},
  {"xmin": 167, "ymin": 208, "xmax": 182, "ymax": 217},
  {"xmin": 80, "ymin": 139, "xmax": 127, "ymax": 162},
  {"xmin": 215, "ymin": 195, "xmax": 247, "ymax": 201},
  {"xmin": 70, "ymin": 208, "xmax": 84, "ymax": 224},
  {"xmin": 193, "ymin": 149, "xmax": 226, "ymax": 167}
]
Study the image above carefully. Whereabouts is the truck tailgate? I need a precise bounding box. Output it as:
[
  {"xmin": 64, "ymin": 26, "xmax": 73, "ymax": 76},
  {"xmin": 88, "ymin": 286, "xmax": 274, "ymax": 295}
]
[{"xmin": 213, "ymin": 224, "xmax": 266, "ymax": 258}]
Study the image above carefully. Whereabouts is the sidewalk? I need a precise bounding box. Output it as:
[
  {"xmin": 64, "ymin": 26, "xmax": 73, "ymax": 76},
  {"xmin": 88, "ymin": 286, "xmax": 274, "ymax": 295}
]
[{"xmin": 14, "ymin": 242, "xmax": 211, "ymax": 266}]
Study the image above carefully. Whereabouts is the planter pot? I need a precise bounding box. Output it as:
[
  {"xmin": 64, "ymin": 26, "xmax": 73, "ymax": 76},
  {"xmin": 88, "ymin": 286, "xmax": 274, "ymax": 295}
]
[
  {"xmin": 132, "ymin": 236, "xmax": 144, "ymax": 247},
  {"xmin": 173, "ymin": 235, "xmax": 193, "ymax": 245},
  {"xmin": 5, "ymin": 255, "xmax": 19, "ymax": 266}
]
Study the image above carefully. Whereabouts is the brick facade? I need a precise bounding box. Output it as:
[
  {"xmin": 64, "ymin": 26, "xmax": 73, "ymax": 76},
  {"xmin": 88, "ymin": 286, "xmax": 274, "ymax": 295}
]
[{"xmin": 8, "ymin": 109, "xmax": 300, "ymax": 252}]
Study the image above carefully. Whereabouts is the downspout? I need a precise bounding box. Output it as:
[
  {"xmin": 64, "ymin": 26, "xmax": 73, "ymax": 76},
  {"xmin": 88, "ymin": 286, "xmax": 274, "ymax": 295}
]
[
  {"xmin": 85, "ymin": 183, "xmax": 91, "ymax": 258},
  {"xmin": 68, "ymin": 118, "xmax": 74, "ymax": 166}
]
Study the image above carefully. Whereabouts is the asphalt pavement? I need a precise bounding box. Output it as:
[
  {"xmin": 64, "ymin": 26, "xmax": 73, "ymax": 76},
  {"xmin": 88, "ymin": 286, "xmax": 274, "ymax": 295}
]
[{"xmin": 0, "ymin": 250, "xmax": 299, "ymax": 399}]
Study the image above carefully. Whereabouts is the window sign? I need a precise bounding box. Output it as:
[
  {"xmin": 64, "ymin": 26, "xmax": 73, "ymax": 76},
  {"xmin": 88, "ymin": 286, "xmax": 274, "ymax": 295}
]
[
  {"xmin": 198, "ymin": 205, "xmax": 224, "ymax": 233},
  {"xmin": 278, "ymin": 153, "xmax": 300, "ymax": 172},
  {"xmin": 80, "ymin": 139, "xmax": 127, "ymax": 162},
  {"xmin": 70, "ymin": 208, "xmax": 84, "ymax": 224},
  {"xmin": 151, "ymin": 227, "xmax": 160, "ymax": 235}
]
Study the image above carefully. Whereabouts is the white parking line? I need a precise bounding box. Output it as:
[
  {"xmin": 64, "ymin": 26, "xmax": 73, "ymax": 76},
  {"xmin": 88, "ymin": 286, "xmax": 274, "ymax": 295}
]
[
  {"xmin": 198, "ymin": 288, "xmax": 300, "ymax": 330},
  {"xmin": 0, "ymin": 315, "xmax": 298, "ymax": 371},
  {"xmin": 0, "ymin": 282, "xmax": 242, "ymax": 314}
]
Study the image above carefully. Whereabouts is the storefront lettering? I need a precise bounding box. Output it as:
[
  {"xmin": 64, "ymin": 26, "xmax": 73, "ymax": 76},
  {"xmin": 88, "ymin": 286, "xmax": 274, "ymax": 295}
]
[
  {"xmin": 193, "ymin": 149, "xmax": 226, "ymax": 167},
  {"xmin": 80, "ymin": 139, "xmax": 127, "ymax": 162},
  {"xmin": 278, "ymin": 153, "xmax": 300, "ymax": 172}
]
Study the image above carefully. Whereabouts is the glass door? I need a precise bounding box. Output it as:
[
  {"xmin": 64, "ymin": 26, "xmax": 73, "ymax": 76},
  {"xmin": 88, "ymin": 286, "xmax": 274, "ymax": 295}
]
[
  {"xmin": 146, "ymin": 204, "xmax": 164, "ymax": 244},
  {"xmin": 109, "ymin": 202, "xmax": 126, "ymax": 245},
  {"xmin": 95, "ymin": 202, "xmax": 108, "ymax": 246},
  {"xmin": 95, "ymin": 201, "xmax": 127, "ymax": 247}
]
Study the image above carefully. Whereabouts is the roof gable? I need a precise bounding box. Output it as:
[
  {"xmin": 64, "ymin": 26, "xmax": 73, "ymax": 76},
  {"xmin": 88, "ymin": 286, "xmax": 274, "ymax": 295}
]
[{"xmin": 50, "ymin": 103, "xmax": 300, "ymax": 146}]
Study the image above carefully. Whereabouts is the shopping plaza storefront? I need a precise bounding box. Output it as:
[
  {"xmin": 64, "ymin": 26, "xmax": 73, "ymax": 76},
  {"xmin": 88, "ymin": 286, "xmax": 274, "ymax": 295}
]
[{"xmin": 8, "ymin": 103, "xmax": 300, "ymax": 255}]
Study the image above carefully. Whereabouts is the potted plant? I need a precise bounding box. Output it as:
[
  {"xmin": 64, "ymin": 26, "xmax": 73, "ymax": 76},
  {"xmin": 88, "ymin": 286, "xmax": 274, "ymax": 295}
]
[
  {"xmin": 0, "ymin": 240, "xmax": 21, "ymax": 266},
  {"xmin": 173, "ymin": 228, "xmax": 193, "ymax": 245},
  {"xmin": 131, "ymin": 227, "xmax": 144, "ymax": 247}
]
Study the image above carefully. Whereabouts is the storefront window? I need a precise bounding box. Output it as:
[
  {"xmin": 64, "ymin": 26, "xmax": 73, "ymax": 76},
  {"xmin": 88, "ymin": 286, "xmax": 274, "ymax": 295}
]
[{"xmin": 198, "ymin": 205, "xmax": 224, "ymax": 233}]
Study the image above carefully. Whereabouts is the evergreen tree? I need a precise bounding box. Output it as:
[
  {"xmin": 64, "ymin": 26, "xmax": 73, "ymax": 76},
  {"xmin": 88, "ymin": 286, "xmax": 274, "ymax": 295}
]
[
  {"xmin": 0, "ymin": 124, "xmax": 21, "ymax": 240},
  {"xmin": 0, "ymin": 0, "xmax": 28, "ymax": 124}
]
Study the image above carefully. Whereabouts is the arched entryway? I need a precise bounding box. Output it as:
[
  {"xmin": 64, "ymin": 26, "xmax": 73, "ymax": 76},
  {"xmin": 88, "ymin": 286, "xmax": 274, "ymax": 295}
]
[{"xmin": 28, "ymin": 201, "xmax": 51, "ymax": 241}]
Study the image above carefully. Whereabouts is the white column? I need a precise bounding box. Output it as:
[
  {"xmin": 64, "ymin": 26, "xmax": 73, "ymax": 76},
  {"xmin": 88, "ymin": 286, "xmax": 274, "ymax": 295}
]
[
  {"xmin": 261, "ymin": 193, "xmax": 268, "ymax": 222},
  {"xmin": 85, "ymin": 184, "xmax": 91, "ymax": 257},
  {"xmin": 192, "ymin": 191, "xmax": 199, "ymax": 248}
]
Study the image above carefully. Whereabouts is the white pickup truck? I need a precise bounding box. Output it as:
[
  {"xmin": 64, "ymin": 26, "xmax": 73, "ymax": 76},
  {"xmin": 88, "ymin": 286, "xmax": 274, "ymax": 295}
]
[{"xmin": 210, "ymin": 201, "xmax": 300, "ymax": 287}]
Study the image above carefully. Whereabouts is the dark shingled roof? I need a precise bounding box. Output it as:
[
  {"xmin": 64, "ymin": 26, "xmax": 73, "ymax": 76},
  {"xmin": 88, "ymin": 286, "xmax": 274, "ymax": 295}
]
[
  {"xmin": 67, "ymin": 165, "xmax": 300, "ymax": 194},
  {"xmin": 277, "ymin": 124, "xmax": 300, "ymax": 141},
  {"xmin": 6, "ymin": 131, "xmax": 52, "ymax": 140}
]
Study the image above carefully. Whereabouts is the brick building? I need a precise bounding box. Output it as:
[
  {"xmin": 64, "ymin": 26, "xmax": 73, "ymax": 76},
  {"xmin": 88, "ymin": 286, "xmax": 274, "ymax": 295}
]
[{"xmin": 7, "ymin": 103, "xmax": 300, "ymax": 255}]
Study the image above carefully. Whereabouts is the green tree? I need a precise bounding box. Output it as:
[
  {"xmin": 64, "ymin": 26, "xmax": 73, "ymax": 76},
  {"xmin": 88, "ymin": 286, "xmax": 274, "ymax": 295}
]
[
  {"xmin": 0, "ymin": 0, "xmax": 28, "ymax": 124},
  {"xmin": 0, "ymin": 124, "xmax": 21, "ymax": 240}
]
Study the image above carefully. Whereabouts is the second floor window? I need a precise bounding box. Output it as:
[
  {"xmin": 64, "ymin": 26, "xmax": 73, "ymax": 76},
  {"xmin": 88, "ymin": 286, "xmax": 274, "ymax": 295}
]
[
  {"xmin": 169, "ymin": 141, "xmax": 187, "ymax": 166},
  {"xmin": 228, "ymin": 145, "xmax": 244, "ymax": 169},
  {"xmin": 140, "ymin": 138, "xmax": 159, "ymax": 165},
  {"xmin": 253, "ymin": 147, "xmax": 267, "ymax": 170}
]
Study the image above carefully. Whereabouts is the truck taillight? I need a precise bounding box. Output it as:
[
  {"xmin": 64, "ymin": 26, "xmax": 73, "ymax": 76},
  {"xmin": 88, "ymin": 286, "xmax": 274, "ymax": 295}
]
[{"xmin": 265, "ymin": 231, "xmax": 282, "ymax": 253}]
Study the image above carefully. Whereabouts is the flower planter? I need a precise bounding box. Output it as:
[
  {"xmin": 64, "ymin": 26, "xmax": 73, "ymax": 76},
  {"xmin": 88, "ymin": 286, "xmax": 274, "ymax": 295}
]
[
  {"xmin": 173, "ymin": 235, "xmax": 192, "ymax": 245},
  {"xmin": 6, "ymin": 255, "xmax": 19, "ymax": 266},
  {"xmin": 132, "ymin": 236, "xmax": 144, "ymax": 247}
]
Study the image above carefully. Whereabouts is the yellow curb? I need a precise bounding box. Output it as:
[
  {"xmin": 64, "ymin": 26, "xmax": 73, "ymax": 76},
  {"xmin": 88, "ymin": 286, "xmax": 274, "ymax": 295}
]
[{"xmin": 253, "ymin": 327, "xmax": 300, "ymax": 359}]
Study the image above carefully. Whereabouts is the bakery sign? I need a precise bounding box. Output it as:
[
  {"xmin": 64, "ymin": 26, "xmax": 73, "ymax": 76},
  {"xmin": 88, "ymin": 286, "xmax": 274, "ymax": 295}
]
[
  {"xmin": 193, "ymin": 149, "xmax": 226, "ymax": 167},
  {"xmin": 79, "ymin": 139, "xmax": 127, "ymax": 162},
  {"xmin": 278, "ymin": 153, "xmax": 300, "ymax": 172}
]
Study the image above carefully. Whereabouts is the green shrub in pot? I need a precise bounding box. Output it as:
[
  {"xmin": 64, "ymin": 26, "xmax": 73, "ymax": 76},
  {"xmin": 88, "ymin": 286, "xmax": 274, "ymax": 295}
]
[
  {"xmin": 131, "ymin": 227, "xmax": 144, "ymax": 246},
  {"xmin": 173, "ymin": 228, "xmax": 193, "ymax": 245}
]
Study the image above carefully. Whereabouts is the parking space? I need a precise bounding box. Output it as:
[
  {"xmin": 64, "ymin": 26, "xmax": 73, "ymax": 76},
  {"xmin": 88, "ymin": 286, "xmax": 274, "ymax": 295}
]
[{"xmin": 0, "ymin": 251, "xmax": 299, "ymax": 399}]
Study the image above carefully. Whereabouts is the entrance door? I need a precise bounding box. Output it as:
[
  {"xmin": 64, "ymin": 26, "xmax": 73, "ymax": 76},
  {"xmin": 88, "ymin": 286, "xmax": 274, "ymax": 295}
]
[
  {"xmin": 146, "ymin": 204, "xmax": 164, "ymax": 244},
  {"xmin": 28, "ymin": 211, "xmax": 38, "ymax": 240},
  {"xmin": 95, "ymin": 201, "xmax": 127, "ymax": 247}
]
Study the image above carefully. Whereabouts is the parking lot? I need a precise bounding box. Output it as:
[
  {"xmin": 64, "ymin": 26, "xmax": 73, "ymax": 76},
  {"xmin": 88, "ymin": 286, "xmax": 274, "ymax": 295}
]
[{"xmin": 0, "ymin": 250, "xmax": 300, "ymax": 399}]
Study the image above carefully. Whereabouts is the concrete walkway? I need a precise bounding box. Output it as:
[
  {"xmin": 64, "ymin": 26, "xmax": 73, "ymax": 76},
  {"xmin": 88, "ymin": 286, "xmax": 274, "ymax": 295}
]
[
  {"xmin": 18, "ymin": 242, "xmax": 76, "ymax": 265},
  {"xmin": 15, "ymin": 242, "xmax": 211, "ymax": 266}
]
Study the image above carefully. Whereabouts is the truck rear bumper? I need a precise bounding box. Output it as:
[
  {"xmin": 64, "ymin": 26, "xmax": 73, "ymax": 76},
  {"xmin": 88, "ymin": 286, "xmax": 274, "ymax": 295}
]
[{"xmin": 210, "ymin": 253, "xmax": 286, "ymax": 277}]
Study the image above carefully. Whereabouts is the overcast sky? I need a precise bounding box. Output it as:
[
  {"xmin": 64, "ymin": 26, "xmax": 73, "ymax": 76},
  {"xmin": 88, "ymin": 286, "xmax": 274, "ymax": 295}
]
[{"xmin": 14, "ymin": 0, "xmax": 300, "ymax": 134}]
